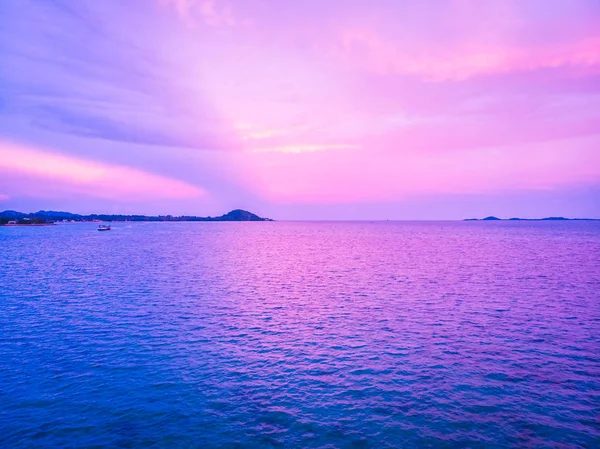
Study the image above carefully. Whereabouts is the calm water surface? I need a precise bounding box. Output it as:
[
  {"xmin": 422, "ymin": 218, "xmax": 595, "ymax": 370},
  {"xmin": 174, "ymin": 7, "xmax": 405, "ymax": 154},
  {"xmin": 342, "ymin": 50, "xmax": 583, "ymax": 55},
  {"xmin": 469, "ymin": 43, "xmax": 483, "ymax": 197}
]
[{"xmin": 1, "ymin": 221, "xmax": 599, "ymax": 448}]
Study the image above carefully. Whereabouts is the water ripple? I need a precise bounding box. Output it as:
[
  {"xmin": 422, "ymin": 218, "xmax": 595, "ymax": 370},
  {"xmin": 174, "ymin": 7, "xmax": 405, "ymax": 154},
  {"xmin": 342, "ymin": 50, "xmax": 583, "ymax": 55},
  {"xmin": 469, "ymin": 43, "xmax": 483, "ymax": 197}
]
[{"xmin": 1, "ymin": 221, "xmax": 599, "ymax": 448}]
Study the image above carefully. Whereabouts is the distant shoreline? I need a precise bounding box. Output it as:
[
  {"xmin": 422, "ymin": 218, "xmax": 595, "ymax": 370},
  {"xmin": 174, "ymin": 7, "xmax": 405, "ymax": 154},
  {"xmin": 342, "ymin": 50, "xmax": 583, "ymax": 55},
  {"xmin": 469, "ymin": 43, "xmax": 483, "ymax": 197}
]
[
  {"xmin": 464, "ymin": 216, "xmax": 599, "ymax": 221},
  {"xmin": 0, "ymin": 209, "xmax": 272, "ymax": 224},
  {"xmin": 0, "ymin": 223, "xmax": 55, "ymax": 227}
]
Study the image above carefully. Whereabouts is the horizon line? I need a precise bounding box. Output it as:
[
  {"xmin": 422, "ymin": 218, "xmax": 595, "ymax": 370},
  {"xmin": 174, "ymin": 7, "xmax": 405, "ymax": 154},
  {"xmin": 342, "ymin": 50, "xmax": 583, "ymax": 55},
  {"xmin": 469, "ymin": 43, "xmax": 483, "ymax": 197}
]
[{"xmin": 2, "ymin": 209, "xmax": 600, "ymax": 222}]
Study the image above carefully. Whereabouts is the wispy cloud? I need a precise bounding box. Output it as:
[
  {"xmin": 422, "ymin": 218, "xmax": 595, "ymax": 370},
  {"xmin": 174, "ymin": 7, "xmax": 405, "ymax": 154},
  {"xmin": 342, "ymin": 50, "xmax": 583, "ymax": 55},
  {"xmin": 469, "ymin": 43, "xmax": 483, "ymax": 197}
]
[
  {"xmin": 251, "ymin": 144, "xmax": 358, "ymax": 154},
  {"xmin": 0, "ymin": 141, "xmax": 205, "ymax": 201},
  {"xmin": 334, "ymin": 27, "xmax": 600, "ymax": 81},
  {"xmin": 0, "ymin": 0, "xmax": 235, "ymax": 151},
  {"xmin": 160, "ymin": 0, "xmax": 236, "ymax": 26}
]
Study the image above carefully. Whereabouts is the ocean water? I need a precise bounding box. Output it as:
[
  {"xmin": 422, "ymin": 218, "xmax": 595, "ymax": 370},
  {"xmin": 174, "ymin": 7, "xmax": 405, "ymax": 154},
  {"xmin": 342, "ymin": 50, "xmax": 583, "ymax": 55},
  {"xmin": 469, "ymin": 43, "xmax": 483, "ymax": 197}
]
[{"xmin": 0, "ymin": 221, "xmax": 599, "ymax": 448}]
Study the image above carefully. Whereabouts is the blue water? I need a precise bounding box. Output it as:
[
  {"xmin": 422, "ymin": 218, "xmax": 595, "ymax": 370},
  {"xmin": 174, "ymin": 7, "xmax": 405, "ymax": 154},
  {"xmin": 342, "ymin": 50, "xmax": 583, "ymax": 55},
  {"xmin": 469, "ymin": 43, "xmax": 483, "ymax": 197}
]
[{"xmin": 1, "ymin": 221, "xmax": 599, "ymax": 448}]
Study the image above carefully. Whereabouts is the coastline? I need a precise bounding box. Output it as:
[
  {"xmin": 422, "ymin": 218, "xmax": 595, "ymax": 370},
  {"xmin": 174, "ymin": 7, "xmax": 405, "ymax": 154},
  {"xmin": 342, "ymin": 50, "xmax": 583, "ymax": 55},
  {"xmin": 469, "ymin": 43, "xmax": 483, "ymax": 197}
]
[{"xmin": 0, "ymin": 223, "xmax": 55, "ymax": 227}]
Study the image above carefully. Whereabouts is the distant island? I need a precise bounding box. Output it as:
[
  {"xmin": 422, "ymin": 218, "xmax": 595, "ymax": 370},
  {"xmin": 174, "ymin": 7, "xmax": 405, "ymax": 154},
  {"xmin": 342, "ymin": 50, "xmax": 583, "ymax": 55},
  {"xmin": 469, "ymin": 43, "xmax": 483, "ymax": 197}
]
[
  {"xmin": 0, "ymin": 209, "xmax": 272, "ymax": 225},
  {"xmin": 464, "ymin": 216, "xmax": 598, "ymax": 221}
]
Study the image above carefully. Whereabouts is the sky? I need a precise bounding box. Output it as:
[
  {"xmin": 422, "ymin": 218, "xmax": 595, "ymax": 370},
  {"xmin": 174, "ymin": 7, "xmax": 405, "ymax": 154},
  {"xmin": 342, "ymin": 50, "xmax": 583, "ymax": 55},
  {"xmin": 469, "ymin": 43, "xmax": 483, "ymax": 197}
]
[{"xmin": 1, "ymin": 0, "xmax": 599, "ymax": 220}]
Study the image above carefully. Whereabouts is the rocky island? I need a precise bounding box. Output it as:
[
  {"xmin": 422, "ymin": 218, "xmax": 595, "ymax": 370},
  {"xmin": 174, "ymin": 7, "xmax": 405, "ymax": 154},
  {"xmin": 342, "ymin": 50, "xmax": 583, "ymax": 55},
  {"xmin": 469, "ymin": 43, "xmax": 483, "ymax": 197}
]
[{"xmin": 464, "ymin": 216, "xmax": 597, "ymax": 221}]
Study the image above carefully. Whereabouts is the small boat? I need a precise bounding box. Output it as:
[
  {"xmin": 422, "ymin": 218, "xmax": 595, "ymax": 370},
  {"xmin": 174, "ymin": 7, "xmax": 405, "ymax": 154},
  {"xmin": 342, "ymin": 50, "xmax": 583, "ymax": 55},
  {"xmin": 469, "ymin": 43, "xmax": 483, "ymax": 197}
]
[{"xmin": 98, "ymin": 224, "xmax": 111, "ymax": 231}]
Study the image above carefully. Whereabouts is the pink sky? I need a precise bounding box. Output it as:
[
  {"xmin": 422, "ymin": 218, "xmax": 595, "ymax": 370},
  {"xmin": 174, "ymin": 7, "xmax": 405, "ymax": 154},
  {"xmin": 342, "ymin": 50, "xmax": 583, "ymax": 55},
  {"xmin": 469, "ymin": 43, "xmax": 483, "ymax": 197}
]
[{"xmin": 0, "ymin": 0, "xmax": 599, "ymax": 218}]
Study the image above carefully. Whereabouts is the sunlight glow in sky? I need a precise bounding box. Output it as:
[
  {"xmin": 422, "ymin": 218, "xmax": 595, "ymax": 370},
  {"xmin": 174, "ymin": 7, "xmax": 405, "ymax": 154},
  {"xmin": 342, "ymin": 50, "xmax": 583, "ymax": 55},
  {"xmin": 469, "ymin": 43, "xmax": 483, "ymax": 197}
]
[{"xmin": 1, "ymin": 0, "xmax": 599, "ymax": 218}]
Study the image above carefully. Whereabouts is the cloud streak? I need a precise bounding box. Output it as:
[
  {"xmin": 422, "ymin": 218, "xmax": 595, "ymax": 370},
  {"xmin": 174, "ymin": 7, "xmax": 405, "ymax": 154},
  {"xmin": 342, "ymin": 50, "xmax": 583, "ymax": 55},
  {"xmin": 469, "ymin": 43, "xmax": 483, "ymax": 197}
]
[
  {"xmin": 0, "ymin": 141, "xmax": 205, "ymax": 201},
  {"xmin": 251, "ymin": 144, "xmax": 358, "ymax": 154},
  {"xmin": 160, "ymin": 0, "xmax": 237, "ymax": 27},
  {"xmin": 335, "ymin": 28, "xmax": 600, "ymax": 81}
]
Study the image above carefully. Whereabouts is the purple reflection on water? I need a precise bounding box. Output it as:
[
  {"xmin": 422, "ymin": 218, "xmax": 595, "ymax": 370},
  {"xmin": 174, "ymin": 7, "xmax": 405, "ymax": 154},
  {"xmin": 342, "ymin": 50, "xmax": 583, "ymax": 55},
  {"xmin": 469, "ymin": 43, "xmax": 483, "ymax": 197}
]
[{"xmin": 0, "ymin": 221, "xmax": 599, "ymax": 447}]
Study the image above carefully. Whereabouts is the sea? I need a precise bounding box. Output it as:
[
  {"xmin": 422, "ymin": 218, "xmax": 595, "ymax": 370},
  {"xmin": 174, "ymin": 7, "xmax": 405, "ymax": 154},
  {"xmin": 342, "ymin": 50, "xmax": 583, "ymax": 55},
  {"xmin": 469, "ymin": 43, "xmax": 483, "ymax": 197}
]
[{"xmin": 1, "ymin": 221, "xmax": 599, "ymax": 448}]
